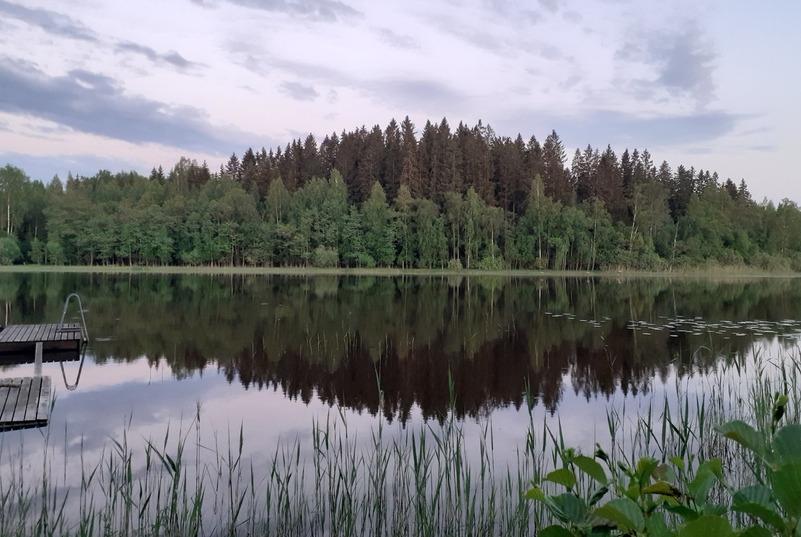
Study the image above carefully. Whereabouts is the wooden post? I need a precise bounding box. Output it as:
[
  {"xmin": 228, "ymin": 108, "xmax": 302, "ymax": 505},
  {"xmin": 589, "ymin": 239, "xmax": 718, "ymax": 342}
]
[{"xmin": 34, "ymin": 341, "xmax": 42, "ymax": 377}]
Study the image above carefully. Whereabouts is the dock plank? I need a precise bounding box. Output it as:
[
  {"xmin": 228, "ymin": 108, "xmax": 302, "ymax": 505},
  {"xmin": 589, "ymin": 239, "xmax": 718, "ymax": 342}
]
[
  {"xmin": 0, "ymin": 378, "xmax": 23, "ymax": 423},
  {"xmin": 14, "ymin": 325, "xmax": 28, "ymax": 342},
  {"xmin": 30, "ymin": 325, "xmax": 42, "ymax": 342},
  {"xmin": 0, "ymin": 325, "xmax": 20, "ymax": 342},
  {"xmin": 0, "ymin": 379, "xmax": 18, "ymax": 420},
  {"xmin": 22, "ymin": 377, "xmax": 41, "ymax": 421},
  {"xmin": 37, "ymin": 377, "xmax": 51, "ymax": 421},
  {"xmin": 0, "ymin": 381, "xmax": 11, "ymax": 416},
  {"xmin": 0, "ymin": 377, "xmax": 51, "ymax": 430},
  {"xmin": 28, "ymin": 324, "xmax": 41, "ymax": 341},
  {"xmin": 28, "ymin": 325, "xmax": 41, "ymax": 341},
  {"xmin": 19, "ymin": 325, "xmax": 34, "ymax": 343}
]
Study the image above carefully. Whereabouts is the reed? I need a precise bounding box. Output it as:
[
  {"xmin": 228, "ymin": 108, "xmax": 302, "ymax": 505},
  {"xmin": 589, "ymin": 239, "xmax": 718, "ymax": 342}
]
[{"xmin": 0, "ymin": 345, "xmax": 797, "ymax": 536}]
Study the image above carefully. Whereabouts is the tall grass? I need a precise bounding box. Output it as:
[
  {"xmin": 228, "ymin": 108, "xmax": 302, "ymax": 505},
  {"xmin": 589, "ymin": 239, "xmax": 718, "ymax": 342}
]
[{"xmin": 0, "ymin": 345, "xmax": 797, "ymax": 536}]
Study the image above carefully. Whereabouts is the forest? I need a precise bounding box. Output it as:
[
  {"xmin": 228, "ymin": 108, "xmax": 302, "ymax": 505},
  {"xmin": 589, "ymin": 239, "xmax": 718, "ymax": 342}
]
[{"xmin": 1, "ymin": 116, "xmax": 800, "ymax": 271}]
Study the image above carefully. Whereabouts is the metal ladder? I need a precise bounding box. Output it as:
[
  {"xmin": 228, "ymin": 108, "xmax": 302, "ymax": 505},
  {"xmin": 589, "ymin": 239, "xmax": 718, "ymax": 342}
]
[{"xmin": 57, "ymin": 293, "xmax": 89, "ymax": 390}]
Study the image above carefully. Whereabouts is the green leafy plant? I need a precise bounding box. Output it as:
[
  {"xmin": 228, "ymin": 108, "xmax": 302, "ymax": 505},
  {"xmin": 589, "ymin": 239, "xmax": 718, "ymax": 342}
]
[{"xmin": 527, "ymin": 393, "xmax": 800, "ymax": 537}]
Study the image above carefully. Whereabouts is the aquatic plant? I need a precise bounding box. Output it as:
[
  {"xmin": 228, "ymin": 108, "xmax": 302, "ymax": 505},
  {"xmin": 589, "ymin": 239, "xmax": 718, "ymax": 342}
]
[{"xmin": 0, "ymin": 346, "xmax": 797, "ymax": 536}]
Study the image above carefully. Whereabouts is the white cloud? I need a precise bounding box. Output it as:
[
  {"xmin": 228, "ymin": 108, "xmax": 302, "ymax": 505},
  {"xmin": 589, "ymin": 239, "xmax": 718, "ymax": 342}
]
[{"xmin": 0, "ymin": 0, "xmax": 798, "ymax": 202}]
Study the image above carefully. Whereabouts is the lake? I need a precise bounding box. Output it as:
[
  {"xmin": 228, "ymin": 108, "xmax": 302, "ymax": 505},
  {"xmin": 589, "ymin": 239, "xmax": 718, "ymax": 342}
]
[{"xmin": 1, "ymin": 272, "xmax": 800, "ymax": 535}]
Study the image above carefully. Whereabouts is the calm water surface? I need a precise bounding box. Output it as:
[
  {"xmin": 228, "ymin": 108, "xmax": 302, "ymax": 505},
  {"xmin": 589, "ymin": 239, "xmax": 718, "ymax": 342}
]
[{"xmin": 1, "ymin": 273, "xmax": 800, "ymax": 487}]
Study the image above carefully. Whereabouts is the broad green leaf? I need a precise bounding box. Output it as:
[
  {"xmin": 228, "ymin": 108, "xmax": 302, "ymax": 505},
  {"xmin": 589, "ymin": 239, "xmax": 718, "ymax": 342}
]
[
  {"xmin": 525, "ymin": 486, "xmax": 567, "ymax": 522},
  {"xmin": 538, "ymin": 525, "xmax": 577, "ymax": 537},
  {"xmin": 677, "ymin": 514, "xmax": 733, "ymax": 537},
  {"xmin": 642, "ymin": 481, "xmax": 682, "ymax": 498},
  {"xmin": 771, "ymin": 461, "xmax": 801, "ymax": 517},
  {"xmin": 715, "ymin": 421, "xmax": 765, "ymax": 458},
  {"xmin": 705, "ymin": 458, "xmax": 725, "ymax": 481},
  {"xmin": 732, "ymin": 485, "xmax": 783, "ymax": 529},
  {"xmin": 524, "ymin": 486, "xmax": 545, "ymax": 501},
  {"xmin": 593, "ymin": 497, "xmax": 644, "ymax": 532},
  {"xmin": 663, "ymin": 503, "xmax": 700, "ymax": 521},
  {"xmin": 645, "ymin": 512, "xmax": 674, "ymax": 537},
  {"xmin": 772, "ymin": 424, "xmax": 801, "ymax": 464},
  {"xmin": 636, "ymin": 457, "xmax": 659, "ymax": 489},
  {"xmin": 688, "ymin": 460, "xmax": 722, "ymax": 503},
  {"xmin": 738, "ymin": 526, "xmax": 773, "ymax": 537},
  {"xmin": 573, "ymin": 455, "xmax": 608, "ymax": 484},
  {"xmin": 587, "ymin": 513, "xmax": 616, "ymax": 532},
  {"xmin": 669, "ymin": 456, "xmax": 685, "ymax": 471},
  {"xmin": 545, "ymin": 468, "xmax": 578, "ymax": 490},
  {"xmin": 553, "ymin": 493, "xmax": 588, "ymax": 524},
  {"xmin": 702, "ymin": 503, "xmax": 728, "ymax": 516}
]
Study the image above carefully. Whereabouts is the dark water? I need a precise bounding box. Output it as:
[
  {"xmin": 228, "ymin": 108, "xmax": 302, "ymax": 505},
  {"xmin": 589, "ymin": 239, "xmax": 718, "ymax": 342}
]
[
  {"xmin": 4, "ymin": 273, "xmax": 801, "ymax": 411},
  {"xmin": 1, "ymin": 272, "xmax": 801, "ymax": 467}
]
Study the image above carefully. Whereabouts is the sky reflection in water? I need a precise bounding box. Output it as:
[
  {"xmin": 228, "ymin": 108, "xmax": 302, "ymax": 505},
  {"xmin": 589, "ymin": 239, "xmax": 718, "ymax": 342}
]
[{"xmin": 1, "ymin": 273, "xmax": 800, "ymax": 496}]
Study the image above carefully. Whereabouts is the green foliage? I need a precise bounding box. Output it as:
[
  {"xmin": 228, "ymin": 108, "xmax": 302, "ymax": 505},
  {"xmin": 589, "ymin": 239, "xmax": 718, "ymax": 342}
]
[
  {"xmin": 447, "ymin": 257, "xmax": 463, "ymax": 270},
  {"xmin": 312, "ymin": 245, "xmax": 339, "ymax": 268},
  {"xmin": 29, "ymin": 237, "xmax": 44, "ymax": 264},
  {"xmin": 362, "ymin": 182, "xmax": 396, "ymax": 266},
  {"xmin": 528, "ymin": 393, "xmax": 801, "ymax": 536},
  {"xmin": 475, "ymin": 255, "xmax": 505, "ymax": 270},
  {"xmin": 1, "ymin": 124, "xmax": 800, "ymax": 270},
  {"xmin": 0, "ymin": 235, "xmax": 21, "ymax": 264}
]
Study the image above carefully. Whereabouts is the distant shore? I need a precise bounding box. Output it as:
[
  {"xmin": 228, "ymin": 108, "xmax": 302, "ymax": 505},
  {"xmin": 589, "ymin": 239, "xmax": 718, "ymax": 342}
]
[{"xmin": 0, "ymin": 264, "xmax": 797, "ymax": 279}]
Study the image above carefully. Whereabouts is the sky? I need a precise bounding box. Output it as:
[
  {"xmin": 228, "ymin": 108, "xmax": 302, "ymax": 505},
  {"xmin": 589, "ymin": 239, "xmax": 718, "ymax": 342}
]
[{"xmin": 0, "ymin": 0, "xmax": 798, "ymax": 203}]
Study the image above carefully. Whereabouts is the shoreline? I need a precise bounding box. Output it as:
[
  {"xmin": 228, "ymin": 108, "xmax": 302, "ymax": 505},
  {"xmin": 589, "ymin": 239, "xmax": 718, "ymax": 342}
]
[{"xmin": 0, "ymin": 264, "xmax": 798, "ymax": 279}]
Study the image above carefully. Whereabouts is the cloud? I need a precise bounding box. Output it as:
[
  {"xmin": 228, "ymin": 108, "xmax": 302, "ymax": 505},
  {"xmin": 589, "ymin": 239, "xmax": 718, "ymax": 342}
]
[
  {"xmin": 192, "ymin": 0, "xmax": 361, "ymax": 21},
  {"xmin": 538, "ymin": 0, "xmax": 558, "ymax": 14},
  {"xmin": 280, "ymin": 81, "xmax": 319, "ymax": 101},
  {"xmin": 423, "ymin": 6, "xmax": 560, "ymax": 61},
  {"xmin": 0, "ymin": 2, "xmax": 202, "ymax": 75},
  {"xmin": 617, "ymin": 23, "xmax": 717, "ymax": 108},
  {"xmin": 0, "ymin": 60, "xmax": 251, "ymax": 152},
  {"xmin": 377, "ymin": 28, "xmax": 419, "ymax": 49},
  {"xmin": 481, "ymin": 0, "xmax": 544, "ymax": 23},
  {"xmin": 369, "ymin": 78, "xmax": 462, "ymax": 111},
  {"xmin": 0, "ymin": 152, "xmax": 145, "ymax": 182},
  {"xmin": 48, "ymin": 374, "xmax": 223, "ymax": 455},
  {"xmin": 428, "ymin": 17, "xmax": 507, "ymax": 55},
  {"xmin": 115, "ymin": 42, "xmax": 204, "ymax": 72},
  {"xmin": 227, "ymin": 40, "xmax": 347, "ymax": 82},
  {"xmin": 496, "ymin": 109, "xmax": 741, "ymax": 150},
  {"xmin": 0, "ymin": 0, "xmax": 97, "ymax": 42},
  {"xmin": 746, "ymin": 145, "xmax": 775, "ymax": 153},
  {"xmin": 229, "ymin": 42, "xmax": 466, "ymax": 118}
]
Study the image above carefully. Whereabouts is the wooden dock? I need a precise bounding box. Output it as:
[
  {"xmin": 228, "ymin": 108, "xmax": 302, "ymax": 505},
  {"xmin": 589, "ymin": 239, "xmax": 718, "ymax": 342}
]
[
  {"xmin": 0, "ymin": 321, "xmax": 88, "ymax": 430},
  {"xmin": 0, "ymin": 376, "xmax": 52, "ymax": 431},
  {"xmin": 0, "ymin": 323, "xmax": 87, "ymax": 358}
]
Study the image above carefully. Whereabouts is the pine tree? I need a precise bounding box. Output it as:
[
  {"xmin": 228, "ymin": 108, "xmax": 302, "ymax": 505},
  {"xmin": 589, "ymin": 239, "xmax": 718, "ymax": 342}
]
[
  {"xmin": 542, "ymin": 130, "xmax": 572, "ymax": 203},
  {"xmin": 398, "ymin": 116, "xmax": 421, "ymax": 197},
  {"xmin": 382, "ymin": 119, "xmax": 403, "ymax": 202}
]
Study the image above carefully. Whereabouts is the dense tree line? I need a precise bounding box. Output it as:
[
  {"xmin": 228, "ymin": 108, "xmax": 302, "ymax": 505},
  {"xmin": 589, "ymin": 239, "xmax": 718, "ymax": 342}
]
[{"xmin": 1, "ymin": 117, "xmax": 800, "ymax": 270}]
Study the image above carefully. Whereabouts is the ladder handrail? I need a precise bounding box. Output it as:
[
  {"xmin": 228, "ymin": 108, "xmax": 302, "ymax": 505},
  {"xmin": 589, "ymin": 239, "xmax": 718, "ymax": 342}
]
[
  {"xmin": 58, "ymin": 293, "xmax": 89, "ymax": 391},
  {"xmin": 59, "ymin": 293, "xmax": 89, "ymax": 342},
  {"xmin": 60, "ymin": 346, "xmax": 86, "ymax": 391}
]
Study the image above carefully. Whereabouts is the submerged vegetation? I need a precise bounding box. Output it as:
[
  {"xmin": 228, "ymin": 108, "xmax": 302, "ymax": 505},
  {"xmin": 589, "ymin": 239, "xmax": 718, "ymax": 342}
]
[
  {"xmin": 2, "ymin": 117, "xmax": 801, "ymax": 271},
  {"xmin": 0, "ymin": 345, "xmax": 798, "ymax": 536}
]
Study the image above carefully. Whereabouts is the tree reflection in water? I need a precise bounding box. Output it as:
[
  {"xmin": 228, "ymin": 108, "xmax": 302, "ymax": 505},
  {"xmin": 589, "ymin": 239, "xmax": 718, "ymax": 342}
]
[{"xmin": 2, "ymin": 272, "xmax": 800, "ymax": 422}]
